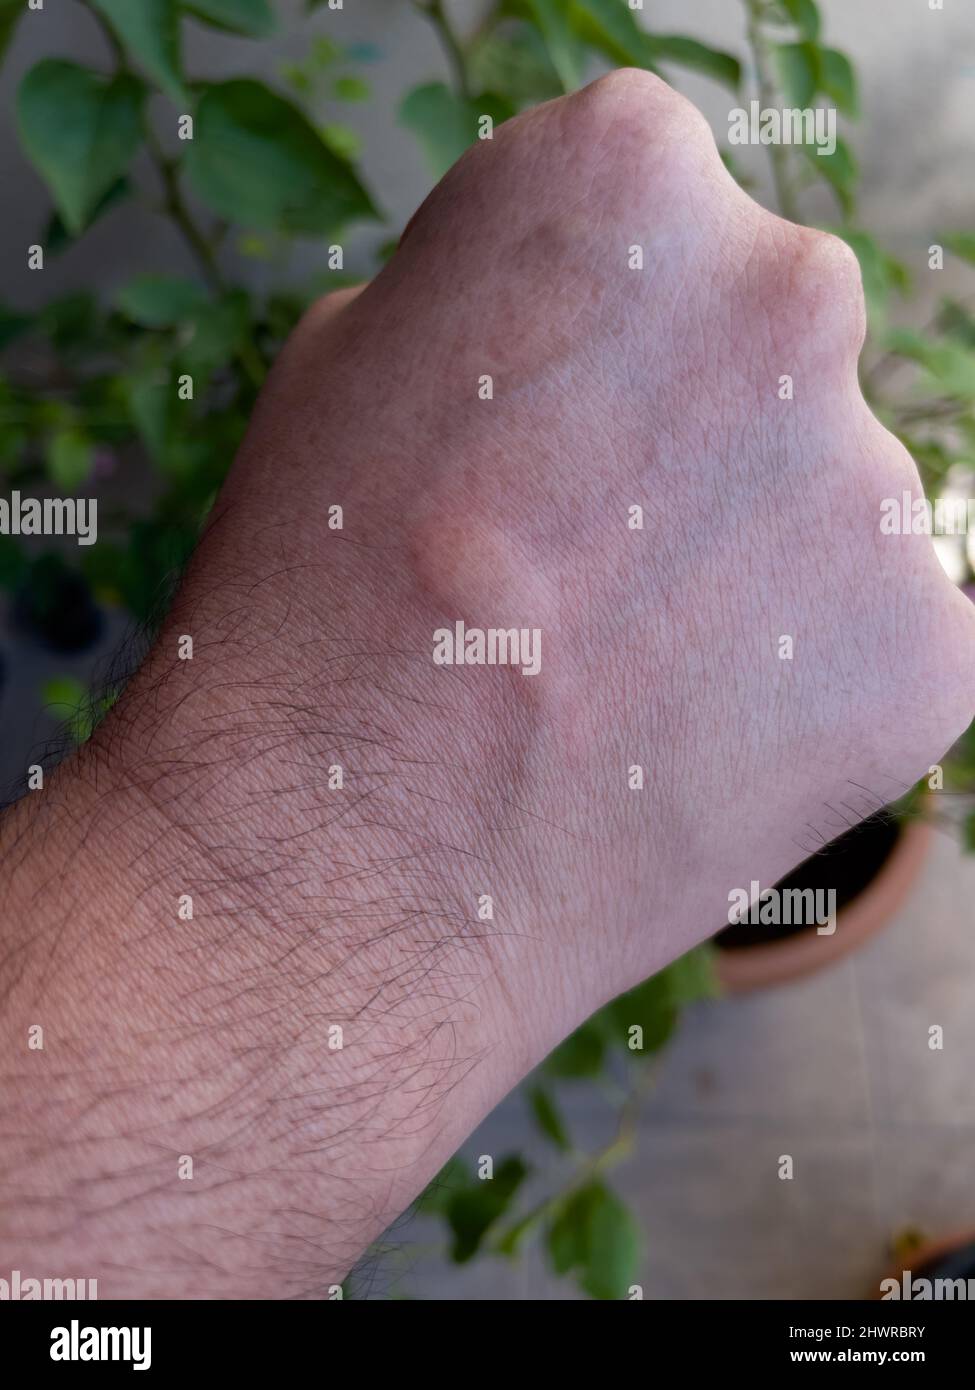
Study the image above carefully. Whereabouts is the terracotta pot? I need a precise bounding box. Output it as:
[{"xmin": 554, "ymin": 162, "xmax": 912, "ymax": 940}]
[
  {"xmin": 715, "ymin": 813, "xmax": 931, "ymax": 993},
  {"xmin": 877, "ymin": 1229, "xmax": 975, "ymax": 1298}
]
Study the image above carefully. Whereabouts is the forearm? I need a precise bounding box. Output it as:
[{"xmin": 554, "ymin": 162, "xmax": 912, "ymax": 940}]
[{"xmin": 0, "ymin": 533, "xmax": 568, "ymax": 1298}]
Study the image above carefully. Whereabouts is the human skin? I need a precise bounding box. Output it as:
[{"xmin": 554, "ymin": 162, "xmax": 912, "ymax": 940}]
[{"xmin": 1, "ymin": 70, "xmax": 973, "ymax": 1298}]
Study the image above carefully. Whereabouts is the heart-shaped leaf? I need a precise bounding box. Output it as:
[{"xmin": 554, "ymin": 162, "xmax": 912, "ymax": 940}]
[
  {"xmin": 17, "ymin": 61, "xmax": 145, "ymax": 234},
  {"xmin": 90, "ymin": 0, "xmax": 185, "ymax": 104},
  {"xmin": 183, "ymin": 0, "xmax": 276, "ymax": 35},
  {"xmin": 400, "ymin": 83, "xmax": 514, "ymax": 180},
  {"xmin": 185, "ymin": 79, "xmax": 377, "ymax": 234}
]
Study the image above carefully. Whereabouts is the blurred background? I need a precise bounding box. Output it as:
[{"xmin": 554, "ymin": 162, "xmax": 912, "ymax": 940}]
[{"xmin": 1, "ymin": 0, "xmax": 974, "ymax": 1298}]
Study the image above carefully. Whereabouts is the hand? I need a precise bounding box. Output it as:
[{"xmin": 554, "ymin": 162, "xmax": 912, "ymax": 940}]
[
  {"xmin": 242, "ymin": 66, "xmax": 973, "ymax": 998},
  {"xmin": 2, "ymin": 69, "xmax": 971, "ymax": 1297}
]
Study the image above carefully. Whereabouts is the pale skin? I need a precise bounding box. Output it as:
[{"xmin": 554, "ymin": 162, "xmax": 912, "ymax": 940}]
[{"xmin": 1, "ymin": 71, "xmax": 972, "ymax": 1298}]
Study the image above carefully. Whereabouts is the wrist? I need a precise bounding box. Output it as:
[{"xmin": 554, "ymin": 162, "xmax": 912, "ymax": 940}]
[{"xmin": 0, "ymin": 544, "xmax": 570, "ymax": 1296}]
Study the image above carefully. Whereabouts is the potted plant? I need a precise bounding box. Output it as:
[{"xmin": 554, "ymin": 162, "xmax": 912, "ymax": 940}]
[{"xmin": 713, "ymin": 804, "xmax": 933, "ymax": 991}]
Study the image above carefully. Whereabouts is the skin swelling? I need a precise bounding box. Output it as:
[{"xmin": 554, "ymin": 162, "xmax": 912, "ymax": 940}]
[{"xmin": 0, "ymin": 70, "xmax": 972, "ymax": 1297}]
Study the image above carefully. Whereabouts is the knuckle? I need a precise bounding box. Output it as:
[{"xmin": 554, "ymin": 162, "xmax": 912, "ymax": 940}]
[
  {"xmin": 784, "ymin": 227, "xmax": 867, "ymax": 354},
  {"xmin": 570, "ymin": 67, "xmax": 715, "ymax": 154},
  {"xmin": 285, "ymin": 284, "xmax": 364, "ymax": 360},
  {"xmin": 299, "ymin": 284, "xmax": 361, "ymax": 331},
  {"xmin": 563, "ymin": 69, "xmax": 724, "ymax": 210}
]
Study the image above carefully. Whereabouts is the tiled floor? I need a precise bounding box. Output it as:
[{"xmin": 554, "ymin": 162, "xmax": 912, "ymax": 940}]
[{"xmin": 390, "ymin": 826, "xmax": 975, "ymax": 1299}]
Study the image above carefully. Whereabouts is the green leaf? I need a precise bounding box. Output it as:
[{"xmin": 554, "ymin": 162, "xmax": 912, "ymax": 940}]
[
  {"xmin": 945, "ymin": 233, "xmax": 975, "ymax": 266},
  {"xmin": 662, "ymin": 945, "xmax": 719, "ymax": 1007},
  {"xmin": 528, "ymin": 1084, "xmax": 571, "ymax": 1150},
  {"xmin": 310, "ymin": 36, "xmax": 341, "ymax": 68},
  {"xmin": 819, "ymin": 47, "xmax": 858, "ymax": 117},
  {"xmin": 579, "ymin": 1184, "xmax": 639, "ymax": 1299},
  {"xmin": 803, "ymin": 134, "xmax": 857, "ymax": 217},
  {"xmin": 331, "ymin": 75, "xmax": 370, "ymax": 102},
  {"xmin": 468, "ymin": 24, "xmax": 564, "ymax": 105},
  {"xmin": 883, "ymin": 327, "xmax": 936, "ymax": 367},
  {"xmin": 781, "ymin": 0, "xmax": 821, "ymax": 41},
  {"xmin": 400, "ymin": 83, "xmax": 514, "ymax": 180},
  {"xmin": 774, "ymin": 41, "xmax": 820, "ymax": 109},
  {"xmin": 44, "ymin": 176, "xmax": 131, "ymax": 255},
  {"xmin": 238, "ymin": 232, "xmax": 272, "ymax": 259},
  {"xmin": 609, "ymin": 972, "xmax": 676, "ymax": 1055},
  {"xmin": 547, "ymin": 1190, "xmax": 590, "ymax": 1275},
  {"xmin": 17, "ymin": 62, "xmax": 145, "ymax": 235},
  {"xmin": 179, "ymin": 290, "xmax": 251, "ymax": 373},
  {"xmin": 965, "ymin": 810, "xmax": 975, "ymax": 854},
  {"xmin": 543, "ymin": 1018, "xmax": 606, "ymax": 1079},
  {"xmin": 41, "ymin": 675, "xmax": 94, "ymax": 743},
  {"xmin": 446, "ymin": 1156, "xmax": 528, "ymax": 1263},
  {"xmin": 181, "ymin": 0, "xmax": 276, "ymax": 36},
  {"xmin": 185, "ymin": 79, "xmax": 377, "ymax": 234},
  {"xmin": 375, "ymin": 237, "xmax": 399, "ymax": 265},
  {"xmin": 831, "ymin": 229, "xmax": 906, "ymax": 326},
  {"xmin": 885, "ymin": 328, "xmax": 975, "ymax": 400},
  {"xmin": 46, "ymin": 428, "xmax": 93, "ymax": 490},
  {"xmin": 0, "ymin": 0, "xmax": 26, "ymax": 64},
  {"xmin": 117, "ymin": 274, "xmax": 208, "ymax": 327},
  {"xmin": 126, "ymin": 369, "xmax": 178, "ymax": 462},
  {"xmin": 644, "ymin": 35, "xmax": 741, "ymax": 90},
  {"xmin": 569, "ymin": 0, "xmax": 651, "ymax": 69},
  {"xmin": 281, "ymin": 62, "xmax": 312, "ymax": 97},
  {"xmin": 526, "ymin": 0, "xmax": 584, "ymax": 92},
  {"xmin": 605, "ymin": 946, "xmax": 717, "ymax": 1057},
  {"xmin": 415, "ymin": 1156, "xmax": 465, "ymax": 1215},
  {"xmin": 41, "ymin": 675, "xmax": 88, "ymax": 710},
  {"xmin": 939, "ymin": 299, "xmax": 975, "ymax": 350},
  {"xmin": 321, "ymin": 121, "xmax": 362, "ymax": 161},
  {"xmin": 38, "ymin": 293, "xmax": 105, "ymax": 360},
  {"xmin": 90, "ymin": 0, "xmax": 185, "ymax": 105},
  {"xmin": 495, "ymin": 1206, "xmax": 544, "ymax": 1257},
  {"xmin": 546, "ymin": 1181, "xmax": 638, "ymax": 1299}
]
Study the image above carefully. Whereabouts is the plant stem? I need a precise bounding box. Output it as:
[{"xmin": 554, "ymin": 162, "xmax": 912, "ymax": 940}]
[
  {"xmin": 80, "ymin": 0, "xmax": 266, "ymax": 387},
  {"xmin": 467, "ymin": 2, "xmax": 503, "ymax": 64},
  {"xmin": 82, "ymin": 0, "xmax": 223, "ymax": 292},
  {"xmin": 864, "ymin": 293, "xmax": 975, "ymax": 399},
  {"xmin": 489, "ymin": 1062, "xmax": 658, "ymax": 1257},
  {"xmin": 744, "ymin": 0, "xmax": 800, "ymax": 222},
  {"xmin": 590, "ymin": 1062, "xmax": 657, "ymax": 1174},
  {"xmin": 892, "ymin": 399, "xmax": 961, "ymax": 428},
  {"xmin": 143, "ymin": 128, "xmax": 224, "ymax": 295},
  {"xmin": 142, "ymin": 133, "xmax": 268, "ymax": 389},
  {"xmin": 415, "ymin": 0, "xmax": 472, "ymax": 99},
  {"xmin": 145, "ymin": 133, "xmax": 268, "ymax": 386}
]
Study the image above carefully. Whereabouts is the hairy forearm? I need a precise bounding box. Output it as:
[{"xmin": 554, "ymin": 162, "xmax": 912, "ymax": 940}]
[{"xmin": 0, "ymin": 527, "xmax": 569, "ymax": 1298}]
